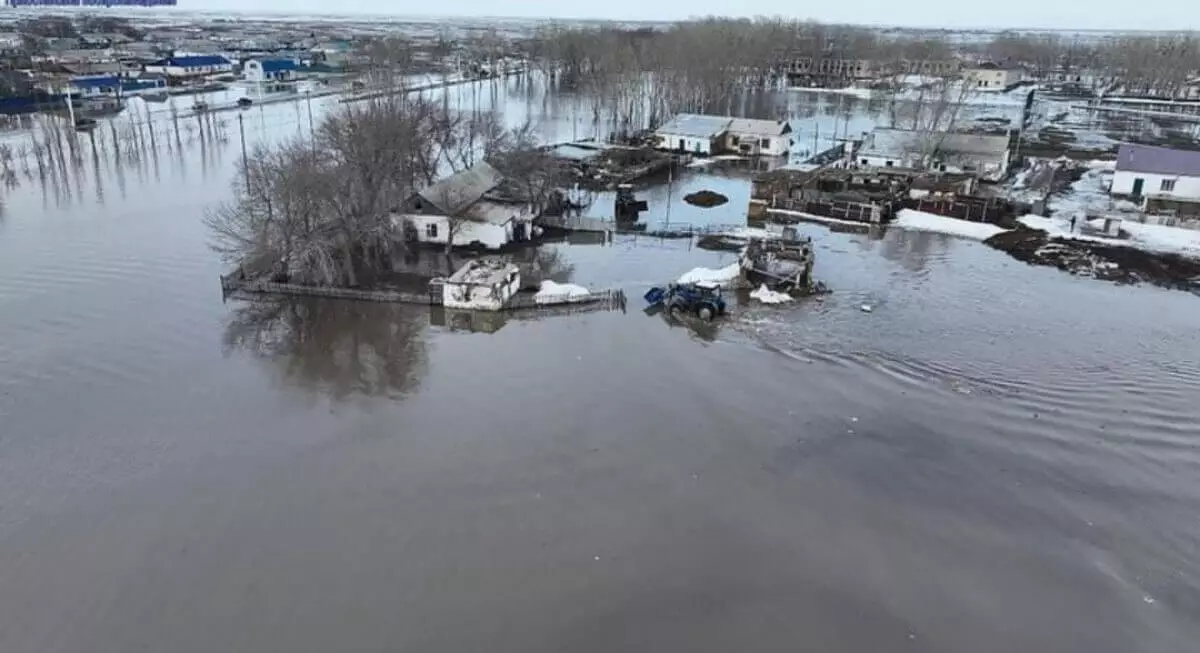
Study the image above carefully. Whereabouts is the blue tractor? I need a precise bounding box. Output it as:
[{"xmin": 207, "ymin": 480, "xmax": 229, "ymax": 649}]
[{"xmin": 644, "ymin": 281, "xmax": 727, "ymax": 321}]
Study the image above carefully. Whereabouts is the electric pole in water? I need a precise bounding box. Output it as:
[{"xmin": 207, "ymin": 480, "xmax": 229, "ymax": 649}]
[{"xmin": 238, "ymin": 112, "xmax": 248, "ymax": 189}]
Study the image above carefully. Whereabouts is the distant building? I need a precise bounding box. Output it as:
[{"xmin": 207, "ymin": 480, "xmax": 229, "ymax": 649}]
[
  {"xmin": 69, "ymin": 75, "xmax": 167, "ymax": 99},
  {"xmin": 396, "ymin": 162, "xmax": 536, "ymax": 251},
  {"xmin": 144, "ymin": 55, "xmax": 233, "ymax": 80},
  {"xmin": 856, "ymin": 128, "xmax": 1012, "ymax": 181},
  {"xmin": 963, "ymin": 63, "xmax": 1023, "ymax": 92},
  {"xmin": 243, "ymin": 58, "xmax": 298, "ymax": 83},
  {"xmin": 654, "ymin": 114, "xmax": 793, "ymax": 157},
  {"xmin": 1113, "ymin": 143, "xmax": 1200, "ymax": 221}
]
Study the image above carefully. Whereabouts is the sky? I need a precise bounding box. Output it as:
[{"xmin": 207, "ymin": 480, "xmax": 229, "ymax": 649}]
[{"xmin": 176, "ymin": 0, "xmax": 1199, "ymax": 32}]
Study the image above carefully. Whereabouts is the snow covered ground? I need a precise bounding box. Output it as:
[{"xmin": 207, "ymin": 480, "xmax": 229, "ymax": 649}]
[
  {"xmin": 894, "ymin": 209, "xmax": 1007, "ymax": 241},
  {"xmin": 677, "ymin": 263, "xmax": 741, "ymax": 286},
  {"xmin": 1019, "ymin": 215, "xmax": 1200, "ymax": 258}
]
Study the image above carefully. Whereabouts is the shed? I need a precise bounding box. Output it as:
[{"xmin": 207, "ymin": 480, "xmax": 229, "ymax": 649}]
[
  {"xmin": 857, "ymin": 128, "xmax": 1011, "ymax": 181},
  {"xmin": 439, "ymin": 259, "xmax": 521, "ymax": 311}
]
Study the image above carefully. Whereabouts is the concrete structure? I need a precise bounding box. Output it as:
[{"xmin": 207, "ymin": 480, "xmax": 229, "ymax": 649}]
[
  {"xmin": 243, "ymin": 58, "xmax": 298, "ymax": 83},
  {"xmin": 1113, "ymin": 143, "xmax": 1200, "ymax": 220},
  {"xmin": 397, "ymin": 162, "xmax": 535, "ymax": 250},
  {"xmin": 144, "ymin": 55, "xmax": 233, "ymax": 80},
  {"xmin": 724, "ymin": 118, "xmax": 794, "ymax": 156},
  {"xmin": 440, "ymin": 259, "xmax": 521, "ymax": 311},
  {"xmin": 964, "ymin": 63, "xmax": 1023, "ymax": 91},
  {"xmin": 856, "ymin": 128, "xmax": 1012, "ymax": 182},
  {"xmin": 654, "ymin": 114, "xmax": 732, "ymax": 155}
]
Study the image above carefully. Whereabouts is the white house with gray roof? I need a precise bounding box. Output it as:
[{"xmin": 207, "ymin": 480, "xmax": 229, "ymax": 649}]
[
  {"xmin": 856, "ymin": 128, "xmax": 1012, "ymax": 182},
  {"xmin": 654, "ymin": 114, "xmax": 793, "ymax": 157},
  {"xmin": 1113, "ymin": 143, "xmax": 1200, "ymax": 201},
  {"xmin": 395, "ymin": 162, "xmax": 535, "ymax": 251}
]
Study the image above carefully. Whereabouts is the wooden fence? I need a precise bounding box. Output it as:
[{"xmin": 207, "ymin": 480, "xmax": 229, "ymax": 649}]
[
  {"xmin": 903, "ymin": 196, "xmax": 1012, "ymax": 224},
  {"xmin": 221, "ymin": 274, "xmax": 626, "ymax": 313}
]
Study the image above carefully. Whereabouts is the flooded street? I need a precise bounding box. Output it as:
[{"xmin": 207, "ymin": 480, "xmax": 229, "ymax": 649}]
[{"xmin": 2, "ymin": 77, "xmax": 1200, "ymax": 652}]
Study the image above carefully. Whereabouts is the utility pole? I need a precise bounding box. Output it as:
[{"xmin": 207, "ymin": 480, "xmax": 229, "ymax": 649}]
[
  {"xmin": 238, "ymin": 112, "xmax": 248, "ymax": 190},
  {"xmin": 306, "ymin": 90, "xmax": 314, "ymax": 140}
]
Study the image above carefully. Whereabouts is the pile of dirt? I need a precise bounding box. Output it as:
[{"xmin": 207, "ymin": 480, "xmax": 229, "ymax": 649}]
[
  {"xmin": 984, "ymin": 225, "xmax": 1200, "ymax": 290},
  {"xmin": 684, "ymin": 189, "xmax": 729, "ymax": 208},
  {"xmin": 696, "ymin": 234, "xmax": 745, "ymax": 251}
]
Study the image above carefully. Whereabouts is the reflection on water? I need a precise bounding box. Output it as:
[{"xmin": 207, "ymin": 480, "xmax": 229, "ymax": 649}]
[{"xmin": 222, "ymin": 296, "xmax": 429, "ymax": 402}]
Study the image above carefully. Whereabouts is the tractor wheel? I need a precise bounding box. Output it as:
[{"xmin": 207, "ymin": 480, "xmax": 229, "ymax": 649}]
[
  {"xmin": 669, "ymin": 302, "xmax": 686, "ymax": 319},
  {"xmin": 698, "ymin": 305, "xmax": 715, "ymax": 321}
]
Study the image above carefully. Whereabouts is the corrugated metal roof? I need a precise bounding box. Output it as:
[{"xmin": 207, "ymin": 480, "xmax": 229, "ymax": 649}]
[
  {"xmin": 258, "ymin": 59, "xmax": 298, "ymax": 73},
  {"xmin": 417, "ymin": 162, "xmax": 502, "ymax": 216},
  {"xmin": 1116, "ymin": 143, "xmax": 1200, "ymax": 177},
  {"xmin": 727, "ymin": 118, "xmax": 791, "ymax": 137},
  {"xmin": 155, "ymin": 55, "xmax": 231, "ymax": 68},
  {"xmin": 655, "ymin": 114, "xmax": 732, "ymax": 139}
]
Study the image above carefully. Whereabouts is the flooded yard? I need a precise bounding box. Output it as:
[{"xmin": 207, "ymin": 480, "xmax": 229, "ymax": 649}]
[{"xmin": 2, "ymin": 75, "xmax": 1200, "ymax": 653}]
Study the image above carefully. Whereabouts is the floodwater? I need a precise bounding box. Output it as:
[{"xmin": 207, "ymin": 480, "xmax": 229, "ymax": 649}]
[{"xmin": 2, "ymin": 75, "xmax": 1200, "ymax": 653}]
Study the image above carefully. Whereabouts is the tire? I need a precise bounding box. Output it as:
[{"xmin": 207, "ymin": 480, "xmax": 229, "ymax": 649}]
[
  {"xmin": 669, "ymin": 302, "xmax": 686, "ymax": 319},
  {"xmin": 698, "ymin": 305, "xmax": 715, "ymax": 321}
]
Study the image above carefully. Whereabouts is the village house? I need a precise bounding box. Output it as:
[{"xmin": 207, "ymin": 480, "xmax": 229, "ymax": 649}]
[
  {"xmin": 655, "ymin": 114, "xmax": 793, "ymax": 157},
  {"xmin": 395, "ymin": 162, "xmax": 536, "ymax": 251},
  {"xmin": 963, "ymin": 63, "xmax": 1023, "ymax": 91},
  {"xmin": 243, "ymin": 58, "xmax": 299, "ymax": 83},
  {"xmin": 855, "ymin": 128, "xmax": 1012, "ymax": 182},
  {"xmin": 654, "ymin": 114, "xmax": 732, "ymax": 155},
  {"xmin": 1112, "ymin": 143, "xmax": 1200, "ymax": 221},
  {"xmin": 724, "ymin": 118, "xmax": 794, "ymax": 157},
  {"xmin": 144, "ymin": 55, "xmax": 233, "ymax": 81}
]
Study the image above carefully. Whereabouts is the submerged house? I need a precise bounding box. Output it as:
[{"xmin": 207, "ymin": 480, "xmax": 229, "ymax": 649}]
[
  {"xmin": 396, "ymin": 162, "xmax": 536, "ymax": 250},
  {"xmin": 963, "ymin": 63, "xmax": 1023, "ymax": 91},
  {"xmin": 437, "ymin": 259, "xmax": 521, "ymax": 311},
  {"xmin": 1112, "ymin": 143, "xmax": 1200, "ymax": 221},
  {"xmin": 856, "ymin": 128, "xmax": 1012, "ymax": 182}
]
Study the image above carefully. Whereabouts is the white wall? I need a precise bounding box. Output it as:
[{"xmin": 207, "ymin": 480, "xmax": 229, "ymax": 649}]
[
  {"xmin": 442, "ymin": 271, "xmax": 520, "ymax": 311},
  {"xmin": 965, "ymin": 69, "xmax": 1020, "ymax": 91},
  {"xmin": 244, "ymin": 61, "xmax": 265, "ymax": 83},
  {"xmin": 401, "ymin": 214, "xmax": 512, "ymax": 250},
  {"xmin": 726, "ymin": 132, "xmax": 790, "ymax": 157},
  {"xmin": 858, "ymin": 150, "xmax": 1008, "ymax": 181},
  {"xmin": 656, "ymin": 133, "xmax": 714, "ymax": 155},
  {"xmin": 1112, "ymin": 170, "xmax": 1200, "ymax": 200}
]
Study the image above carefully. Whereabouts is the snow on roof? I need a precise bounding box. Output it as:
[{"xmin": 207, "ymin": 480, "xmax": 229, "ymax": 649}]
[
  {"xmin": 860, "ymin": 128, "xmax": 1009, "ymax": 159},
  {"xmin": 655, "ymin": 114, "xmax": 732, "ymax": 139},
  {"xmin": 1116, "ymin": 143, "xmax": 1200, "ymax": 177},
  {"xmin": 417, "ymin": 162, "xmax": 503, "ymax": 216},
  {"xmin": 463, "ymin": 199, "xmax": 525, "ymax": 225},
  {"xmin": 726, "ymin": 118, "xmax": 791, "ymax": 137}
]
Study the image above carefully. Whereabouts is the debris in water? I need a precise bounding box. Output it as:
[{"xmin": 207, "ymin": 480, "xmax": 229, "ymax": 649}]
[
  {"xmin": 683, "ymin": 189, "xmax": 729, "ymax": 208},
  {"xmin": 1143, "ymin": 595, "xmax": 1155, "ymax": 604},
  {"xmin": 860, "ymin": 304, "xmax": 873, "ymax": 313},
  {"xmin": 749, "ymin": 284, "xmax": 793, "ymax": 304}
]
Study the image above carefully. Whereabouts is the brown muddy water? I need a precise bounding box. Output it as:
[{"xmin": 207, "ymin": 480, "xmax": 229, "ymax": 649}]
[{"xmin": 2, "ymin": 78, "xmax": 1200, "ymax": 653}]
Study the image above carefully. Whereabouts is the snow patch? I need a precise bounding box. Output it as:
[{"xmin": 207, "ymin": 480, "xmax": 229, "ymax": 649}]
[
  {"xmin": 895, "ymin": 209, "xmax": 1007, "ymax": 241},
  {"xmin": 677, "ymin": 262, "xmax": 740, "ymax": 286},
  {"xmin": 1018, "ymin": 215, "xmax": 1200, "ymax": 259},
  {"xmin": 535, "ymin": 280, "xmax": 593, "ymax": 304},
  {"xmin": 749, "ymin": 284, "xmax": 793, "ymax": 304}
]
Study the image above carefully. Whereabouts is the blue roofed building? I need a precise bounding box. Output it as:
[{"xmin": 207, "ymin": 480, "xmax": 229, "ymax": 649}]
[
  {"xmin": 69, "ymin": 75, "xmax": 168, "ymax": 99},
  {"xmin": 243, "ymin": 58, "xmax": 299, "ymax": 83},
  {"xmin": 144, "ymin": 55, "xmax": 234, "ymax": 80}
]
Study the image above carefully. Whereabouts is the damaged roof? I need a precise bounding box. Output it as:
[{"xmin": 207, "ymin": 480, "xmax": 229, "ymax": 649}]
[
  {"xmin": 1116, "ymin": 143, "xmax": 1200, "ymax": 177},
  {"xmin": 416, "ymin": 161, "xmax": 503, "ymax": 216}
]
